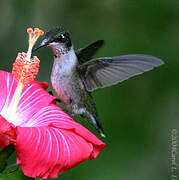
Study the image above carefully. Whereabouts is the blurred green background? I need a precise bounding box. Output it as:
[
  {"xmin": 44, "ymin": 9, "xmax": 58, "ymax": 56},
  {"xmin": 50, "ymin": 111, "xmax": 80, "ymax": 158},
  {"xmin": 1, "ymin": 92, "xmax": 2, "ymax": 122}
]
[{"xmin": 0, "ymin": 0, "xmax": 178, "ymax": 179}]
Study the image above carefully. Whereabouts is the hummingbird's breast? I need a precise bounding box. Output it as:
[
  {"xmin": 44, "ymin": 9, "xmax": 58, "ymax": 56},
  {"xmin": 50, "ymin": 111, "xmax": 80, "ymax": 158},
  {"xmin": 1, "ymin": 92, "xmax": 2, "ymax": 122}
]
[{"xmin": 51, "ymin": 50, "xmax": 85, "ymax": 109}]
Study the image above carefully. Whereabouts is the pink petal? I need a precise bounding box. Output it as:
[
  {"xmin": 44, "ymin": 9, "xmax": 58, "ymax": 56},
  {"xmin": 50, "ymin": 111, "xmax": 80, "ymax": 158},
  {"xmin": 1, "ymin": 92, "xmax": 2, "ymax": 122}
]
[
  {"xmin": 0, "ymin": 71, "xmax": 56, "ymax": 126},
  {"xmin": 14, "ymin": 81, "xmax": 55, "ymax": 126},
  {"xmin": 15, "ymin": 123, "xmax": 105, "ymax": 179},
  {"xmin": 0, "ymin": 71, "xmax": 17, "ymax": 113},
  {"xmin": 25, "ymin": 103, "xmax": 105, "ymax": 159},
  {"xmin": 0, "ymin": 115, "xmax": 16, "ymax": 150}
]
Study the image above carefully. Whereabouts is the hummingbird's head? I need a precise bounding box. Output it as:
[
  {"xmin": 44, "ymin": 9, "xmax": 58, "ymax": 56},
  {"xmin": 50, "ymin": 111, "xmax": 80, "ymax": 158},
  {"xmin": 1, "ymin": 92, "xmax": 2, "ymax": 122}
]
[{"xmin": 33, "ymin": 27, "xmax": 72, "ymax": 55}]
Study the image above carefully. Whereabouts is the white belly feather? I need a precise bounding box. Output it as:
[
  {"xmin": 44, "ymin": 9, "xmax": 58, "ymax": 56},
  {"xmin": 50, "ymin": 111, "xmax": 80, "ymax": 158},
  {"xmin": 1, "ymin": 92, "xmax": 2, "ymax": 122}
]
[{"xmin": 50, "ymin": 48, "xmax": 81, "ymax": 108}]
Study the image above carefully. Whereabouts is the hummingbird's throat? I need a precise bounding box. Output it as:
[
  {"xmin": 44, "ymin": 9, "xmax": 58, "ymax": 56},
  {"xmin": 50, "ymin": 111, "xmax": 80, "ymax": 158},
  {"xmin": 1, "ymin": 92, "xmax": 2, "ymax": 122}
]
[{"xmin": 7, "ymin": 27, "xmax": 44, "ymax": 123}]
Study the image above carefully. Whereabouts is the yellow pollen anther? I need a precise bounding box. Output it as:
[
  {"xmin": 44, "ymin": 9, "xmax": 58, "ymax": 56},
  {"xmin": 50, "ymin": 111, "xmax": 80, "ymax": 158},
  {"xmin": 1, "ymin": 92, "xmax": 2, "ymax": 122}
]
[
  {"xmin": 26, "ymin": 27, "xmax": 44, "ymax": 61},
  {"xmin": 39, "ymin": 30, "xmax": 44, "ymax": 36},
  {"xmin": 27, "ymin": 28, "xmax": 33, "ymax": 34}
]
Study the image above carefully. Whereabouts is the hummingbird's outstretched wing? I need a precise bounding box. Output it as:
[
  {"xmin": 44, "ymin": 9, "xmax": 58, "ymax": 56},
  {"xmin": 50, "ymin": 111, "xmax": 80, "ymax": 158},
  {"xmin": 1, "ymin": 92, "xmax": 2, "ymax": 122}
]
[
  {"xmin": 76, "ymin": 40, "xmax": 104, "ymax": 64},
  {"xmin": 77, "ymin": 54, "xmax": 164, "ymax": 92}
]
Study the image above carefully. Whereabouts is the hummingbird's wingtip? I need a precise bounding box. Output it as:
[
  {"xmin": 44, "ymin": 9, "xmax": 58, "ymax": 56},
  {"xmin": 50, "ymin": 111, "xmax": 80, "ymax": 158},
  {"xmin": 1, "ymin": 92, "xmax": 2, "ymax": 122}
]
[
  {"xmin": 99, "ymin": 129, "xmax": 106, "ymax": 138},
  {"xmin": 101, "ymin": 133, "xmax": 106, "ymax": 138}
]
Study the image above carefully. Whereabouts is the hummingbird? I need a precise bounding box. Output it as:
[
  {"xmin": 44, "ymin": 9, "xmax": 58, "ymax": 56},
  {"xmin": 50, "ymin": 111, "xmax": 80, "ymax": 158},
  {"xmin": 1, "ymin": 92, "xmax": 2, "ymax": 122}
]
[{"xmin": 33, "ymin": 27, "xmax": 164, "ymax": 137}]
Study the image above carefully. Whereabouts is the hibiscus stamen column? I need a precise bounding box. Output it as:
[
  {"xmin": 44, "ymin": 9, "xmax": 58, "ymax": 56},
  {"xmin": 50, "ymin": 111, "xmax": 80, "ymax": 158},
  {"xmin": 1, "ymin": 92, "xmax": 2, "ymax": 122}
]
[{"xmin": 7, "ymin": 28, "xmax": 44, "ymax": 123}]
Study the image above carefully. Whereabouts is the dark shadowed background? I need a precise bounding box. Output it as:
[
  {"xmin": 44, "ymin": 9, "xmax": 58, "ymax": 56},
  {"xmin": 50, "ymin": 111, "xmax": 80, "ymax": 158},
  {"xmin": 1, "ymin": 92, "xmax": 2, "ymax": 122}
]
[{"xmin": 0, "ymin": 0, "xmax": 178, "ymax": 180}]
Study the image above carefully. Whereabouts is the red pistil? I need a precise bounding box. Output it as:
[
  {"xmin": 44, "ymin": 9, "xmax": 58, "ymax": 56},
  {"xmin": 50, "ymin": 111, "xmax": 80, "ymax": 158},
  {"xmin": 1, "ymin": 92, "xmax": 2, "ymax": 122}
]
[{"xmin": 12, "ymin": 52, "xmax": 40, "ymax": 84}]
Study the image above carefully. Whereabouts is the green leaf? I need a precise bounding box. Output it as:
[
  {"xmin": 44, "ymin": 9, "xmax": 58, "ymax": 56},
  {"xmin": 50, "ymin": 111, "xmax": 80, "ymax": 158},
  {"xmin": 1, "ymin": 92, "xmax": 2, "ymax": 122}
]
[
  {"xmin": 0, "ymin": 165, "xmax": 34, "ymax": 180},
  {"xmin": 0, "ymin": 145, "xmax": 14, "ymax": 173}
]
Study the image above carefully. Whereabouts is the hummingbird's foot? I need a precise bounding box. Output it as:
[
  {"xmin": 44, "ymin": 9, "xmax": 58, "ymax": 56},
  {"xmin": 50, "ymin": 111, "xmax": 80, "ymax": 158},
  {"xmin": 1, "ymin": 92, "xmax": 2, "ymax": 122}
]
[{"xmin": 48, "ymin": 91, "xmax": 61, "ymax": 103}]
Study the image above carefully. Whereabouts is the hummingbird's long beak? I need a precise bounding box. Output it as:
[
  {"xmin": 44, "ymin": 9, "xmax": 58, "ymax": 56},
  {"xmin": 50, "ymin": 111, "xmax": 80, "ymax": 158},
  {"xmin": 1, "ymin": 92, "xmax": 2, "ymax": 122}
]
[{"xmin": 32, "ymin": 40, "xmax": 48, "ymax": 52}]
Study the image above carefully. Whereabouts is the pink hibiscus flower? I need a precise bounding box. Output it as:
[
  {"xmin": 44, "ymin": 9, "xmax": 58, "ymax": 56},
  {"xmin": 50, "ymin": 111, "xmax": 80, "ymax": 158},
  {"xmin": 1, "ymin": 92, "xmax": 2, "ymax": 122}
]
[{"xmin": 0, "ymin": 28, "xmax": 105, "ymax": 179}]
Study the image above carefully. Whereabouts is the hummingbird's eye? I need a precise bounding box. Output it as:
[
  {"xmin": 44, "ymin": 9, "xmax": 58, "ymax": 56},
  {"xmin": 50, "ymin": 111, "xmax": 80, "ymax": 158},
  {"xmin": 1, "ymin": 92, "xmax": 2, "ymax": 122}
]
[
  {"xmin": 53, "ymin": 32, "xmax": 72, "ymax": 48},
  {"xmin": 53, "ymin": 34, "xmax": 67, "ymax": 43},
  {"xmin": 58, "ymin": 34, "xmax": 67, "ymax": 43}
]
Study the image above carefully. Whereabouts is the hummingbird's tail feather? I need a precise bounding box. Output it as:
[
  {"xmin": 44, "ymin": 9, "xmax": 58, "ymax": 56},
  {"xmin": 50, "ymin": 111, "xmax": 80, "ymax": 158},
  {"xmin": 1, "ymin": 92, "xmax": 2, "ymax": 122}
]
[{"xmin": 81, "ymin": 110, "xmax": 105, "ymax": 137}]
